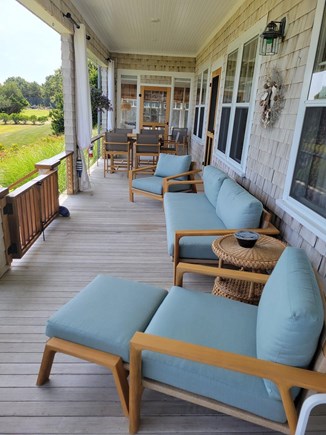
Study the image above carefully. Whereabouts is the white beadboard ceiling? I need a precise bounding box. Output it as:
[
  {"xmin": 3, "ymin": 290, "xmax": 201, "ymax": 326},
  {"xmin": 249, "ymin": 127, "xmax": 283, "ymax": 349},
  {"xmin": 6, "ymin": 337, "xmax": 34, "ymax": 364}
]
[{"xmin": 73, "ymin": 0, "xmax": 244, "ymax": 57}]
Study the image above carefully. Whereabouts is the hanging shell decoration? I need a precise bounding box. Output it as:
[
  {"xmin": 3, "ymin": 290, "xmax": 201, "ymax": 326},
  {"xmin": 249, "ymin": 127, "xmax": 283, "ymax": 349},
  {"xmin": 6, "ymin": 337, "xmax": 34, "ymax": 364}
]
[{"xmin": 260, "ymin": 67, "xmax": 285, "ymax": 128}]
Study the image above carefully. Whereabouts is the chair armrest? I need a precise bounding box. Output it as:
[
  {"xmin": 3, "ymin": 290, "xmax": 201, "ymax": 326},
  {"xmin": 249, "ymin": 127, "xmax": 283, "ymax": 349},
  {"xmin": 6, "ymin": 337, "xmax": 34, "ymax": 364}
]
[
  {"xmin": 130, "ymin": 332, "xmax": 326, "ymax": 434},
  {"xmin": 162, "ymin": 170, "xmax": 202, "ymax": 194},
  {"xmin": 175, "ymin": 262, "xmax": 269, "ymax": 287},
  {"xmin": 164, "ymin": 168, "xmax": 202, "ymax": 181},
  {"xmin": 129, "ymin": 165, "xmax": 157, "ymax": 182}
]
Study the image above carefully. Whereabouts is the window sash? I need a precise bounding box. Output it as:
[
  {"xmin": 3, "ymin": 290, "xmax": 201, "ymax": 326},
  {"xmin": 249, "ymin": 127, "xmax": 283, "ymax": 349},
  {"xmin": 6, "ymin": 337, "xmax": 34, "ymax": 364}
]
[{"xmin": 217, "ymin": 36, "xmax": 258, "ymax": 166}]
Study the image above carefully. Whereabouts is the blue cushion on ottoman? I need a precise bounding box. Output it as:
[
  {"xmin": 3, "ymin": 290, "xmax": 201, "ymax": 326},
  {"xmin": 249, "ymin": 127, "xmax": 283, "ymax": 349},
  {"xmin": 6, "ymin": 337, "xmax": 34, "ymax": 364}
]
[{"xmin": 46, "ymin": 275, "xmax": 167, "ymax": 362}]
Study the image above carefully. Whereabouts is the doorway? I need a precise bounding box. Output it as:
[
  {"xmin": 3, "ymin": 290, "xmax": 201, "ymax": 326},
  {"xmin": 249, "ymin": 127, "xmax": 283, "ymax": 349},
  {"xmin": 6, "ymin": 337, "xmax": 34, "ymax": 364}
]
[
  {"xmin": 204, "ymin": 68, "xmax": 221, "ymax": 166},
  {"xmin": 140, "ymin": 86, "xmax": 171, "ymax": 138}
]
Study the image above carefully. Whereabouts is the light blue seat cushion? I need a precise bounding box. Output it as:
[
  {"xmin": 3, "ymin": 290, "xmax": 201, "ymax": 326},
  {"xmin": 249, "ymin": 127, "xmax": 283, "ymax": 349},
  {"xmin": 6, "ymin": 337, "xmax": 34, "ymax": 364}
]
[
  {"xmin": 143, "ymin": 287, "xmax": 287, "ymax": 423},
  {"xmin": 46, "ymin": 275, "xmax": 167, "ymax": 362},
  {"xmin": 203, "ymin": 165, "xmax": 228, "ymax": 206},
  {"xmin": 132, "ymin": 175, "xmax": 190, "ymax": 195},
  {"xmin": 257, "ymin": 247, "xmax": 324, "ymax": 400},
  {"xmin": 154, "ymin": 154, "xmax": 192, "ymax": 180},
  {"xmin": 216, "ymin": 179, "xmax": 263, "ymax": 229},
  {"xmin": 164, "ymin": 192, "xmax": 226, "ymax": 259}
]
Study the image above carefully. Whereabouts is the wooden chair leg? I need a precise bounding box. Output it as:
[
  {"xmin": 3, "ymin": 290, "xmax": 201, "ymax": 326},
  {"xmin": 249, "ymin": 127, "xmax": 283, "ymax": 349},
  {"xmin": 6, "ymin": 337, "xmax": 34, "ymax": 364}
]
[
  {"xmin": 112, "ymin": 359, "xmax": 129, "ymax": 417},
  {"xmin": 110, "ymin": 154, "xmax": 114, "ymax": 173},
  {"xmin": 37, "ymin": 342, "xmax": 57, "ymax": 385},
  {"xmin": 37, "ymin": 337, "xmax": 130, "ymax": 416},
  {"xmin": 129, "ymin": 344, "xmax": 143, "ymax": 434}
]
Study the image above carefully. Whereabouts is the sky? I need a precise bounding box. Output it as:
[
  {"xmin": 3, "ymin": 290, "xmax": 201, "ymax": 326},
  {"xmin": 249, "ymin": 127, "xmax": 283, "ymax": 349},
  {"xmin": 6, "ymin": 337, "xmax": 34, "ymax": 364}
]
[{"xmin": 0, "ymin": 0, "xmax": 61, "ymax": 85}]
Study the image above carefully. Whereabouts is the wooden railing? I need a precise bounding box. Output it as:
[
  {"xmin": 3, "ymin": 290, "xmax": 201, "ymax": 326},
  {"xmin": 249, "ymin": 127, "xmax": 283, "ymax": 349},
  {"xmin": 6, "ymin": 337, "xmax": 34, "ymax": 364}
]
[
  {"xmin": 1, "ymin": 151, "xmax": 74, "ymax": 261},
  {"xmin": 5, "ymin": 171, "xmax": 59, "ymax": 258}
]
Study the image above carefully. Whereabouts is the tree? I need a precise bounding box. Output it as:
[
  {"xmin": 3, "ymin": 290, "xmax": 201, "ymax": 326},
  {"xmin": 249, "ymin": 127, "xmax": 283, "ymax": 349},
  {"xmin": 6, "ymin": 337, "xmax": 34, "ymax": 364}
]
[
  {"xmin": 0, "ymin": 82, "xmax": 28, "ymax": 114},
  {"xmin": 42, "ymin": 69, "xmax": 63, "ymax": 108},
  {"xmin": 5, "ymin": 77, "xmax": 43, "ymax": 106}
]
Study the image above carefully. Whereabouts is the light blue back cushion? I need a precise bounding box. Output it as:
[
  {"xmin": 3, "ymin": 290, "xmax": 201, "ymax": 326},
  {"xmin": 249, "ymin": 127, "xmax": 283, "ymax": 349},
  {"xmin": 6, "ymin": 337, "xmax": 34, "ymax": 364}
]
[
  {"xmin": 46, "ymin": 275, "xmax": 167, "ymax": 362},
  {"xmin": 203, "ymin": 165, "xmax": 228, "ymax": 206},
  {"xmin": 143, "ymin": 287, "xmax": 288, "ymax": 423},
  {"xmin": 257, "ymin": 247, "xmax": 324, "ymax": 400},
  {"xmin": 216, "ymin": 179, "xmax": 263, "ymax": 228},
  {"xmin": 154, "ymin": 154, "xmax": 192, "ymax": 179}
]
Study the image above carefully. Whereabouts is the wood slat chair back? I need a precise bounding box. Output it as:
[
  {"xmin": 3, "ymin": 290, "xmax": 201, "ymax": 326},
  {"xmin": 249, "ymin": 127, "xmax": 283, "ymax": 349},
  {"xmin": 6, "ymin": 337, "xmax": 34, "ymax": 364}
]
[
  {"xmin": 134, "ymin": 134, "xmax": 161, "ymax": 169},
  {"xmin": 103, "ymin": 132, "xmax": 131, "ymax": 176}
]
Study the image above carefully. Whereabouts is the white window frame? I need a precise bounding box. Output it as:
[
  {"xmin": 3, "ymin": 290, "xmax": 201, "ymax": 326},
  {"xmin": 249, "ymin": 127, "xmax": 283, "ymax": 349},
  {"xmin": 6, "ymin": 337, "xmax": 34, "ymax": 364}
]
[
  {"xmin": 277, "ymin": 0, "xmax": 326, "ymax": 242},
  {"xmin": 192, "ymin": 66, "xmax": 210, "ymax": 143},
  {"xmin": 117, "ymin": 69, "xmax": 194, "ymax": 134},
  {"xmin": 215, "ymin": 18, "xmax": 265, "ymax": 176}
]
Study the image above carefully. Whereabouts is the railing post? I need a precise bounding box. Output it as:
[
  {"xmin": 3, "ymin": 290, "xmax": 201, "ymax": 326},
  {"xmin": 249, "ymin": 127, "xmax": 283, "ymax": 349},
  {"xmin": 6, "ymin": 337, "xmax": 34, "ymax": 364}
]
[
  {"xmin": 66, "ymin": 152, "xmax": 74, "ymax": 194},
  {"xmin": 0, "ymin": 187, "xmax": 11, "ymax": 277}
]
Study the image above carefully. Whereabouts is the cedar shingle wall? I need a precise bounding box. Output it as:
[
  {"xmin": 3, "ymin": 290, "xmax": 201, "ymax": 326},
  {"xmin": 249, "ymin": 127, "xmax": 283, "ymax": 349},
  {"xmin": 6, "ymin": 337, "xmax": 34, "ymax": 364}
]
[
  {"xmin": 193, "ymin": 0, "xmax": 326, "ymax": 281},
  {"xmin": 111, "ymin": 53, "xmax": 196, "ymax": 72}
]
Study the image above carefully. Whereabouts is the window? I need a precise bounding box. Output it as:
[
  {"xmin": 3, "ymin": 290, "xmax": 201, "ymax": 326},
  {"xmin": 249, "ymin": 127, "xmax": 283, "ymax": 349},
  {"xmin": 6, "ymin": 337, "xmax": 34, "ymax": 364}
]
[
  {"xmin": 217, "ymin": 36, "xmax": 259, "ymax": 168},
  {"xmin": 171, "ymin": 78, "xmax": 190, "ymax": 129},
  {"xmin": 289, "ymin": 4, "xmax": 326, "ymax": 220},
  {"xmin": 193, "ymin": 69, "xmax": 208, "ymax": 139},
  {"xmin": 119, "ymin": 75, "xmax": 137, "ymax": 129}
]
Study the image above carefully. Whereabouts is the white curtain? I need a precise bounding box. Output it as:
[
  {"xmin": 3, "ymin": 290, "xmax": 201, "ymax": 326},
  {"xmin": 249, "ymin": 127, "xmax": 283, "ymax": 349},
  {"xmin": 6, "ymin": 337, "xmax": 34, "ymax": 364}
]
[
  {"xmin": 107, "ymin": 60, "xmax": 115, "ymax": 131},
  {"xmin": 74, "ymin": 24, "xmax": 92, "ymax": 191}
]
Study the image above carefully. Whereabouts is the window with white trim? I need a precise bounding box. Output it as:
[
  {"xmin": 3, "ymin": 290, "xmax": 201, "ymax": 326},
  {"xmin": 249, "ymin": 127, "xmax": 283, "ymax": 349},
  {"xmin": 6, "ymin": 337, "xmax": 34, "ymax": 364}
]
[
  {"xmin": 217, "ymin": 36, "xmax": 259, "ymax": 167},
  {"xmin": 290, "ymin": 5, "xmax": 326, "ymax": 219},
  {"xmin": 193, "ymin": 69, "xmax": 208, "ymax": 139}
]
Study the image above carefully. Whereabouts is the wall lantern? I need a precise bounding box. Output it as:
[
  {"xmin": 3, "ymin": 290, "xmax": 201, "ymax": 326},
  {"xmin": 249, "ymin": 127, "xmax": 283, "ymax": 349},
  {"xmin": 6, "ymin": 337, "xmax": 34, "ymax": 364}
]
[{"xmin": 259, "ymin": 17, "xmax": 286, "ymax": 55}]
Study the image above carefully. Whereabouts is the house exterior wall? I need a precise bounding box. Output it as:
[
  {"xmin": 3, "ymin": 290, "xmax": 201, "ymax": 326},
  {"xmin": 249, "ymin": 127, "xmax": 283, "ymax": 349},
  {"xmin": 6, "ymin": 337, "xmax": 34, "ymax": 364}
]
[
  {"xmin": 111, "ymin": 53, "xmax": 195, "ymax": 73},
  {"xmin": 192, "ymin": 0, "xmax": 326, "ymax": 281}
]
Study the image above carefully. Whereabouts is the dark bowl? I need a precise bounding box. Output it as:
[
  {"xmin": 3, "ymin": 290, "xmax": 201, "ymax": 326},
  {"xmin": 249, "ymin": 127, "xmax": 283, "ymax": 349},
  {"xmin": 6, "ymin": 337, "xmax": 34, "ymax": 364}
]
[{"xmin": 234, "ymin": 231, "xmax": 259, "ymax": 248}]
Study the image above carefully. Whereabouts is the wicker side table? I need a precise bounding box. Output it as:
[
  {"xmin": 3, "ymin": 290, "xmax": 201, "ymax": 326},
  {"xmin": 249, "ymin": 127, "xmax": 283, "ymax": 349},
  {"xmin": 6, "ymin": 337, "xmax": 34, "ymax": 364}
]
[{"xmin": 212, "ymin": 234, "xmax": 286, "ymax": 304}]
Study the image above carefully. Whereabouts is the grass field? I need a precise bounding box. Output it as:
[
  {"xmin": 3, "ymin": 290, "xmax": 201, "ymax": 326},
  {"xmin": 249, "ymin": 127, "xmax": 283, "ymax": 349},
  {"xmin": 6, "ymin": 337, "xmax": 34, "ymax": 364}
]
[
  {"xmin": 22, "ymin": 108, "xmax": 50, "ymax": 117},
  {"xmin": 0, "ymin": 123, "xmax": 52, "ymax": 147}
]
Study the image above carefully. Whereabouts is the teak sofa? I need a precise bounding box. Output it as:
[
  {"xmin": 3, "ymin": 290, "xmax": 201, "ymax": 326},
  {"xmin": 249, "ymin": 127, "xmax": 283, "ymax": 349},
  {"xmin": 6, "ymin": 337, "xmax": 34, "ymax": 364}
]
[
  {"xmin": 163, "ymin": 165, "xmax": 280, "ymax": 281},
  {"xmin": 37, "ymin": 247, "xmax": 326, "ymax": 435}
]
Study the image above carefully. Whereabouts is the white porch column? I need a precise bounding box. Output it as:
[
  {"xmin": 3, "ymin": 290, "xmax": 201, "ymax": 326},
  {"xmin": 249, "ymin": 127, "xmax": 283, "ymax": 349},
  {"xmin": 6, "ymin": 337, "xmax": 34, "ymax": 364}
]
[
  {"xmin": 101, "ymin": 66, "xmax": 108, "ymax": 132},
  {"xmin": 61, "ymin": 34, "xmax": 78, "ymax": 194}
]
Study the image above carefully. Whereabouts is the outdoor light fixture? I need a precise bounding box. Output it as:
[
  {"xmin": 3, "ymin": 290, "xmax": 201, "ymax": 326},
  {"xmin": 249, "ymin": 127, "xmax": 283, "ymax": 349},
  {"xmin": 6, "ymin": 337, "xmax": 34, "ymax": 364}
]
[{"xmin": 259, "ymin": 17, "xmax": 286, "ymax": 55}]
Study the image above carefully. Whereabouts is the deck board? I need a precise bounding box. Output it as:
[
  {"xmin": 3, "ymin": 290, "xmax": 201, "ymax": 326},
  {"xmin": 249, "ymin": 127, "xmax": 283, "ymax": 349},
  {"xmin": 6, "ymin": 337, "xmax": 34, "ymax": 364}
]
[{"xmin": 0, "ymin": 163, "xmax": 325, "ymax": 434}]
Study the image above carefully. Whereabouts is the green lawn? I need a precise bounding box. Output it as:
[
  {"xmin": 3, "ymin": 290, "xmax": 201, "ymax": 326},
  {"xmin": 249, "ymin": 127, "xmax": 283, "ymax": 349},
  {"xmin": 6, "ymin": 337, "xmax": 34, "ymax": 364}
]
[
  {"xmin": 22, "ymin": 108, "xmax": 50, "ymax": 117},
  {"xmin": 0, "ymin": 123, "xmax": 52, "ymax": 147}
]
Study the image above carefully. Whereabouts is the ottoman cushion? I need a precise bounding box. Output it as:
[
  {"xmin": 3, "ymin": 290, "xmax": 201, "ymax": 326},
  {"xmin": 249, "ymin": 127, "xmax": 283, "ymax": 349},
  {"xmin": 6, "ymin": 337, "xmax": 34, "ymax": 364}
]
[{"xmin": 46, "ymin": 275, "xmax": 167, "ymax": 362}]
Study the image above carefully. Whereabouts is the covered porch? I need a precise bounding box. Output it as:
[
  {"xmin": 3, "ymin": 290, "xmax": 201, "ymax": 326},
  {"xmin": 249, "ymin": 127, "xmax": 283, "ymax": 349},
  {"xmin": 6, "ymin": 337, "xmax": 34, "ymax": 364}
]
[
  {"xmin": 0, "ymin": 162, "xmax": 324, "ymax": 434},
  {"xmin": 0, "ymin": 0, "xmax": 326, "ymax": 433}
]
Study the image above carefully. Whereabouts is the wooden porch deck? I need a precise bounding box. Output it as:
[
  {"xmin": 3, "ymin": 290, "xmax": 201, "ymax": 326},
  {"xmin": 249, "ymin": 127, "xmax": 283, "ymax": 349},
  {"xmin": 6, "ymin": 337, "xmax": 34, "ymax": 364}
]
[{"xmin": 0, "ymin": 162, "xmax": 325, "ymax": 434}]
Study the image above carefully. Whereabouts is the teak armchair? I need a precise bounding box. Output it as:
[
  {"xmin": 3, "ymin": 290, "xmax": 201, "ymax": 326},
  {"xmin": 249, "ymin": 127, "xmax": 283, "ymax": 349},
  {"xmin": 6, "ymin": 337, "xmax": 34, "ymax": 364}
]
[
  {"xmin": 129, "ymin": 154, "xmax": 201, "ymax": 202},
  {"xmin": 129, "ymin": 254, "xmax": 326, "ymax": 435}
]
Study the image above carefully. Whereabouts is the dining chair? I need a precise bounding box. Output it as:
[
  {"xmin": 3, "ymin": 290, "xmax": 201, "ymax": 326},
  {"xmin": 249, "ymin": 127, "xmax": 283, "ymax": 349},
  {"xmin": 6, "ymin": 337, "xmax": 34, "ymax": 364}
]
[
  {"xmin": 169, "ymin": 127, "xmax": 188, "ymax": 154},
  {"xmin": 103, "ymin": 132, "xmax": 131, "ymax": 176},
  {"xmin": 133, "ymin": 134, "xmax": 161, "ymax": 169}
]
